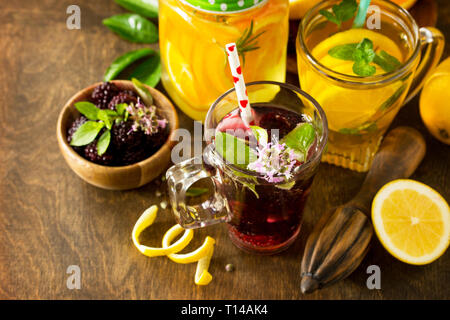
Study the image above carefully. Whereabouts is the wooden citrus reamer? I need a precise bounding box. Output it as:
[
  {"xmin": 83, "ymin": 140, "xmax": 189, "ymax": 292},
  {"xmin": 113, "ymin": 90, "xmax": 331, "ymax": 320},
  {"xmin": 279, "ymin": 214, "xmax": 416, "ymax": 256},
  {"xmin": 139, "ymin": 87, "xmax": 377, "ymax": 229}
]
[{"xmin": 300, "ymin": 126, "xmax": 426, "ymax": 294}]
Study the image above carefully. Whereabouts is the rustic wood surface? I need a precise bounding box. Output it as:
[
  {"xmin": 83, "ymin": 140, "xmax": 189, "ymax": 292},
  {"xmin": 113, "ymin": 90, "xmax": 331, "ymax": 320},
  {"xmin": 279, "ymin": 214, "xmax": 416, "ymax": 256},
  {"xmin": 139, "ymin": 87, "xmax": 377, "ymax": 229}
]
[{"xmin": 0, "ymin": 0, "xmax": 449, "ymax": 300}]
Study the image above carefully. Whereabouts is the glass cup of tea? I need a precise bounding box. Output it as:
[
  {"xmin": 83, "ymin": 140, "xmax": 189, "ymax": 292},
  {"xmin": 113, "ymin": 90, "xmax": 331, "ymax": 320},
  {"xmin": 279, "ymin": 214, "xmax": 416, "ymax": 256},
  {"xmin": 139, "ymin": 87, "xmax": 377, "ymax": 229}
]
[
  {"xmin": 296, "ymin": 0, "xmax": 444, "ymax": 172},
  {"xmin": 166, "ymin": 81, "xmax": 328, "ymax": 254}
]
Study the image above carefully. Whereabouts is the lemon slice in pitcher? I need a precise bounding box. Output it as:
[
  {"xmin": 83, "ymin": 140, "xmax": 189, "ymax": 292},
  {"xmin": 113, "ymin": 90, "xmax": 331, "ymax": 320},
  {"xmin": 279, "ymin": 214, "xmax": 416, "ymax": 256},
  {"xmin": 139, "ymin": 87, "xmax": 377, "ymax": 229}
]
[{"xmin": 372, "ymin": 179, "xmax": 450, "ymax": 265}]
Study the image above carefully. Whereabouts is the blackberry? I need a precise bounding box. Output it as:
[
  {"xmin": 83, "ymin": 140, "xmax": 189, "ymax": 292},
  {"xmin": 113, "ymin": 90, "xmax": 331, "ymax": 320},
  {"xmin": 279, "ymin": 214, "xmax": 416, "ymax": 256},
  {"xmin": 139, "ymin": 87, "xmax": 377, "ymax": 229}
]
[
  {"xmin": 121, "ymin": 147, "xmax": 150, "ymax": 166},
  {"xmin": 258, "ymin": 109, "xmax": 302, "ymax": 140},
  {"xmin": 108, "ymin": 92, "xmax": 138, "ymax": 111},
  {"xmin": 67, "ymin": 116, "xmax": 87, "ymax": 154},
  {"xmin": 84, "ymin": 138, "xmax": 114, "ymax": 165},
  {"xmin": 111, "ymin": 121, "xmax": 147, "ymax": 151},
  {"xmin": 91, "ymin": 82, "xmax": 119, "ymax": 109},
  {"xmin": 146, "ymin": 126, "xmax": 168, "ymax": 150},
  {"xmin": 111, "ymin": 120, "xmax": 168, "ymax": 165}
]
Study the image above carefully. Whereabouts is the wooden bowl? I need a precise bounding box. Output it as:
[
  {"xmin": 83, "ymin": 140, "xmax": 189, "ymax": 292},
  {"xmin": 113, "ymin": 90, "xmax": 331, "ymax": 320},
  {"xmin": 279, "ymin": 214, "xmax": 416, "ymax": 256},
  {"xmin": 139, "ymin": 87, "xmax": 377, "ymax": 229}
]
[{"xmin": 56, "ymin": 80, "xmax": 179, "ymax": 190}]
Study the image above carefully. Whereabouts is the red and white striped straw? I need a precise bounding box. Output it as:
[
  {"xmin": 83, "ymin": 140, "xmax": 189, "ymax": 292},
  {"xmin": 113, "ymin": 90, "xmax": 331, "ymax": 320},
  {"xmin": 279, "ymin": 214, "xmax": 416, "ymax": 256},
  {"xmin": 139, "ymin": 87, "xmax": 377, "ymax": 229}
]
[{"xmin": 225, "ymin": 43, "xmax": 254, "ymax": 127}]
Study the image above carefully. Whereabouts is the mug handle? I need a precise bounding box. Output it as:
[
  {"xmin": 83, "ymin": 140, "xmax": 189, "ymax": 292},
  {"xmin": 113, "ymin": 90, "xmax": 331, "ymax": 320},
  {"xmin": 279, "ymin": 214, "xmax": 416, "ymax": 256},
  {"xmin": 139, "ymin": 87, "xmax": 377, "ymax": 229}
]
[
  {"xmin": 166, "ymin": 153, "xmax": 230, "ymax": 229},
  {"xmin": 404, "ymin": 27, "xmax": 445, "ymax": 104}
]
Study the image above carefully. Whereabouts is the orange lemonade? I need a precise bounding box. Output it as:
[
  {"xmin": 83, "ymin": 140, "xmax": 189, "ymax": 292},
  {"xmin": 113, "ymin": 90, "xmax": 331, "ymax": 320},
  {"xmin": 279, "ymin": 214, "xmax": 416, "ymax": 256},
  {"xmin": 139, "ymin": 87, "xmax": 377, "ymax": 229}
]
[
  {"xmin": 159, "ymin": 0, "xmax": 289, "ymax": 121},
  {"xmin": 296, "ymin": 0, "xmax": 432, "ymax": 172}
]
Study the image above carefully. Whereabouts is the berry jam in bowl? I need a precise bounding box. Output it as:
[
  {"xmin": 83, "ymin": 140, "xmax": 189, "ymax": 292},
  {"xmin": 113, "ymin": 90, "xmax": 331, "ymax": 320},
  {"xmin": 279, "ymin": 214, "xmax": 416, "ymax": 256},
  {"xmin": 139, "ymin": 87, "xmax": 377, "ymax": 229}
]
[{"xmin": 57, "ymin": 80, "xmax": 178, "ymax": 190}]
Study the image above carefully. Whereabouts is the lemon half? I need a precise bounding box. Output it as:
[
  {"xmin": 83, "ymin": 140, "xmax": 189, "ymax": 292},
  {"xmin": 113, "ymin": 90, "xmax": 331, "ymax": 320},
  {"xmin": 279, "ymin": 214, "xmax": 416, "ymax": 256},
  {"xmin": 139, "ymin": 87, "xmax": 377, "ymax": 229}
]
[{"xmin": 372, "ymin": 179, "xmax": 450, "ymax": 265}]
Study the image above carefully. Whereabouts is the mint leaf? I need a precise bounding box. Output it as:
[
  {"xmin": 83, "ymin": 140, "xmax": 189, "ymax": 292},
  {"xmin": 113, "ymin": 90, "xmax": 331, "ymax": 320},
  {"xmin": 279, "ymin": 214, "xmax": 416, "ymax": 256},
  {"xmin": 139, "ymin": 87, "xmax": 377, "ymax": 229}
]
[
  {"xmin": 75, "ymin": 102, "xmax": 99, "ymax": 120},
  {"xmin": 250, "ymin": 126, "xmax": 268, "ymax": 146},
  {"xmin": 353, "ymin": 61, "xmax": 376, "ymax": 76},
  {"xmin": 379, "ymin": 84, "xmax": 407, "ymax": 111},
  {"xmin": 320, "ymin": 0, "xmax": 357, "ymax": 27},
  {"xmin": 215, "ymin": 132, "xmax": 257, "ymax": 169},
  {"xmin": 97, "ymin": 110, "xmax": 112, "ymax": 130},
  {"xmin": 97, "ymin": 129, "xmax": 111, "ymax": 156},
  {"xmin": 185, "ymin": 187, "xmax": 209, "ymax": 197},
  {"xmin": 373, "ymin": 50, "xmax": 401, "ymax": 73},
  {"xmin": 351, "ymin": 38, "xmax": 376, "ymax": 76},
  {"xmin": 333, "ymin": 0, "xmax": 358, "ymax": 23},
  {"xmin": 275, "ymin": 181, "xmax": 296, "ymax": 190},
  {"xmin": 329, "ymin": 43, "xmax": 358, "ymax": 60},
  {"xmin": 319, "ymin": 9, "xmax": 341, "ymax": 26},
  {"xmin": 340, "ymin": 122, "xmax": 377, "ymax": 135},
  {"xmin": 115, "ymin": 103, "xmax": 128, "ymax": 116},
  {"xmin": 353, "ymin": 38, "xmax": 375, "ymax": 63},
  {"xmin": 132, "ymin": 77, "xmax": 154, "ymax": 106},
  {"xmin": 281, "ymin": 123, "xmax": 316, "ymax": 162},
  {"xmin": 70, "ymin": 121, "xmax": 105, "ymax": 147}
]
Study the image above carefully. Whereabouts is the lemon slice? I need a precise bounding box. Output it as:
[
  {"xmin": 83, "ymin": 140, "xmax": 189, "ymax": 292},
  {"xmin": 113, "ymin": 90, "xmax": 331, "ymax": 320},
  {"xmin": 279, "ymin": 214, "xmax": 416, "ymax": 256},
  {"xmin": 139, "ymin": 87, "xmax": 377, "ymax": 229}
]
[
  {"xmin": 372, "ymin": 179, "xmax": 450, "ymax": 265},
  {"xmin": 132, "ymin": 206, "xmax": 194, "ymax": 257}
]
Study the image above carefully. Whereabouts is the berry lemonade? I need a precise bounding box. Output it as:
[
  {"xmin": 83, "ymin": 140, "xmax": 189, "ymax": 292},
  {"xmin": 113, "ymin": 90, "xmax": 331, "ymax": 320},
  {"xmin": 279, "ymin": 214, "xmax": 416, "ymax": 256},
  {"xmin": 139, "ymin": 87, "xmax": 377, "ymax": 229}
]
[{"xmin": 214, "ymin": 106, "xmax": 318, "ymax": 253}]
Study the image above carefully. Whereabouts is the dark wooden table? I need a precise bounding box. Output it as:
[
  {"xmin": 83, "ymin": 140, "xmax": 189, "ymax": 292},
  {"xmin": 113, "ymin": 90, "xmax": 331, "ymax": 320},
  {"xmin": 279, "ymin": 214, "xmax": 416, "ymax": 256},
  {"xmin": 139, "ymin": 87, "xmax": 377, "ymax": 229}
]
[{"xmin": 0, "ymin": 0, "xmax": 449, "ymax": 300}]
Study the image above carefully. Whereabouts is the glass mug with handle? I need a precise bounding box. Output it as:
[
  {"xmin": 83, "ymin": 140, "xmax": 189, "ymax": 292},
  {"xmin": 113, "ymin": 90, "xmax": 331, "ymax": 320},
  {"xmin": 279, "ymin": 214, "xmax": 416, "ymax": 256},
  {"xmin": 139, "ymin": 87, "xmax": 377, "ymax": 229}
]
[
  {"xmin": 296, "ymin": 0, "xmax": 445, "ymax": 172},
  {"xmin": 167, "ymin": 81, "xmax": 328, "ymax": 254}
]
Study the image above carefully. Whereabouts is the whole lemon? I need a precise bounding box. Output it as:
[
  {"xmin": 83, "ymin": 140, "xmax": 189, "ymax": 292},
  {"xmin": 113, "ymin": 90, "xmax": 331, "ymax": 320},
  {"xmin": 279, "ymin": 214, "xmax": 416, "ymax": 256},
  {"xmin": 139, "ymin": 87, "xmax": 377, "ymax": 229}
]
[{"xmin": 419, "ymin": 57, "xmax": 450, "ymax": 145}]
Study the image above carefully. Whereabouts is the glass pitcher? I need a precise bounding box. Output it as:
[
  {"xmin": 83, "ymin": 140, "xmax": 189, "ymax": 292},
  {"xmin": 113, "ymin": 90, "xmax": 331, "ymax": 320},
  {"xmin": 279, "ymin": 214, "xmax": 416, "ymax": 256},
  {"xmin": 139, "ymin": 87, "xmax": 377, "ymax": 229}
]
[
  {"xmin": 296, "ymin": 0, "xmax": 445, "ymax": 172},
  {"xmin": 159, "ymin": 0, "xmax": 289, "ymax": 122}
]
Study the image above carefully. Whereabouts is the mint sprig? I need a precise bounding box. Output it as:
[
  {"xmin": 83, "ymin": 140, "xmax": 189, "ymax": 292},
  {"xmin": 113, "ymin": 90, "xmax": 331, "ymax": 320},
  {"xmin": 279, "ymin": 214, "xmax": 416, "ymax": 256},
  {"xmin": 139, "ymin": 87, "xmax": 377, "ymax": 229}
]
[
  {"xmin": 319, "ymin": 0, "xmax": 357, "ymax": 28},
  {"xmin": 328, "ymin": 38, "xmax": 401, "ymax": 76},
  {"xmin": 70, "ymin": 101, "xmax": 129, "ymax": 155}
]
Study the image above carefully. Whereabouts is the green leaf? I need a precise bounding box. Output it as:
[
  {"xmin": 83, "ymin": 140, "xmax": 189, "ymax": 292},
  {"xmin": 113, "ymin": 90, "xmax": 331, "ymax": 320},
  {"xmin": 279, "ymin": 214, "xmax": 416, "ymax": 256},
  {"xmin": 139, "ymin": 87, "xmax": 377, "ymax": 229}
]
[
  {"xmin": 97, "ymin": 129, "xmax": 111, "ymax": 156},
  {"xmin": 353, "ymin": 38, "xmax": 376, "ymax": 64},
  {"xmin": 104, "ymin": 48, "xmax": 154, "ymax": 81},
  {"xmin": 339, "ymin": 122, "xmax": 377, "ymax": 135},
  {"xmin": 333, "ymin": 0, "xmax": 358, "ymax": 23},
  {"xmin": 373, "ymin": 50, "xmax": 402, "ymax": 73},
  {"xmin": 114, "ymin": 0, "xmax": 158, "ymax": 18},
  {"xmin": 185, "ymin": 187, "xmax": 209, "ymax": 197},
  {"xmin": 70, "ymin": 121, "xmax": 105, "ymax": 147},
  {"xmin": 320, "ymin": 0, "xmax": 357, "ymax": 27},
  {"xmin": 105, "ymin": 110, "xmax": 118, "ymax": 117},
  {"xmin": 215, "ymin": 132, "xmax": 257, "ymax": 169},
  {"xmin": 275, "ymin": 181, "xmax": 296, "ymax": 190},
  {"xmin": 102, "ymin": 13, "xmax": 158, "ymax": 43},
  {"xmin": 129, "ymin": 53, "xmax": 161, "ymax": 88},
  {"xmin": 353, "ymin": 61, "xmax": 376, "ymax": 76},
  {"xmin": 115, "ymin": 103, "xmax": 128, "ymax": 116},
  {"xmin": 319, "ymin": 9, "xmax": 341, "ymax": 26},
  {"xmin": 379, "ymin": 84, "xmax": 407, "ymax": 111},
  {"xmin": 329, "ymin": 43, "xmax": 358, "ymax": 60},
  {"xmin": 230, "ymin": 169, "xmax": 260, "ymax": 198},
  {"xmin": 281, "ymin": 123, "xmax": 316, "ymax": 162},
  {"xmin": 97, "ymin": 110, "xmax": 112, "ymax": 130},
  {"xmin": 351, "ymin": 38, "xmax": 376, "ymax": 76},
  {"xmin": 74, "ymin": 102, "xmax": 99, "ymax": 120},
  {"xmin": 250, "ymin": 126, "xmax": 268, "ymax": 146},
  {"xmin": 132, "ymin": 77, "xmax": 154, "ymax": 106}
]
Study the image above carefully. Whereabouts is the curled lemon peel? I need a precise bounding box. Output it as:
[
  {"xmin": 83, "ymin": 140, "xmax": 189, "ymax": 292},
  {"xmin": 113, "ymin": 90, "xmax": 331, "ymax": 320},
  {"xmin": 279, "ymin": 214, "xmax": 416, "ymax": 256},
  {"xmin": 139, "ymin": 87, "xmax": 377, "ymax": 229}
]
[
  {"xmin": 132, "ymin": 205, "xmax": 215, "ymax": 285},
  {"xmin": 162, "ymin": 225, "xmax": 215, "ymax": 286},
  {"xmin": 162, "ymin": 225, "xmax": 216, "ymax": 263},
  {"xmin": 131, "ymin": 205, "xmax": 194, "ymax": 257}
]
